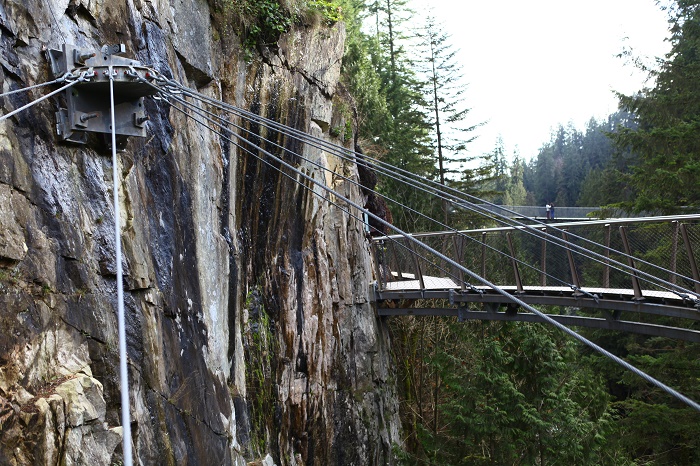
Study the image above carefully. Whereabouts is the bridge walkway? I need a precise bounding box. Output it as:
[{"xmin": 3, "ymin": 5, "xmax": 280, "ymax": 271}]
[{"xmin": 371, "ymin": 215, "xmax": 700, "ymax": 342}]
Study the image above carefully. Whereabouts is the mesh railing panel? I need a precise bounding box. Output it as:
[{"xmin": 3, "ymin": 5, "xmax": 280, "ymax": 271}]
[{"xmin": 373, "ymin": 218, "xmax": 700, "ymax": 295}]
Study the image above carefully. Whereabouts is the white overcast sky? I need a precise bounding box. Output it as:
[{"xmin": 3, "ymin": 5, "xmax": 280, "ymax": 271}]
[{"xmin": 409, "ymin": 0, "xmax": 673, "ymax": 161}]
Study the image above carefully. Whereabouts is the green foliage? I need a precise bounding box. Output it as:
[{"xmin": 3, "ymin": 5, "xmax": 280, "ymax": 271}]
[
  {"xmin": 583, "ymin": 332, "xmax": 700, "ymax": 465},
  {"xmin": 208, "ymin": 0, "xmax": 345, "ymax": 61},
  {"xmin": 519, "ymin": 112, "xmax": 634, "ymax": 210},
  {"xmin": 341, "ymin": 0, "xmax": 439, "ymax": 232},
  {"xmin": 417, "ymin": 321, "xmax": 615, "ymax": 465},
  {"xmin": 610, "ymin": 1, "xmax": 700, "ymax": 213},
  {"xmin": 244, "ymin": 288, "xmax": 277, "ymax": 455},
  {"xmin": 414, "ymin": 13, "xmax": 485, "ymax": 225},
  {"xmin": 305, "ymin": 0, "xmax": 344, "ymax": 23},
  {"xmin": 210, "ymin": 0, "xmax": 295, "ymax": 61}
]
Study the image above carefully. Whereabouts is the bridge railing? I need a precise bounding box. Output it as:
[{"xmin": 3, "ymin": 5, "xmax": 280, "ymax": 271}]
[
  {"xmin": 473, "ymin": 204, "xmax": 611, "ymax": 220},
  {"xmin": 371, "ymin": 215, "xmax": 700, "ymax": 297}
]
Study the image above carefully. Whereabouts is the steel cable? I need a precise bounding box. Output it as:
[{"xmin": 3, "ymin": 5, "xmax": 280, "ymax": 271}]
[
  {"xmin": 109, "ymin": 66, "xmax": 133, "ymax": 466},
  {"xmin": 164, "ymin": 93, "xmax": 484, "ymax": 295},
  {"xmin": 153, "ymin": 82, "xmax": 596, "ymax": 295},
  {"xmin": 153, "ymin": 78, "xmax": 700, "ymax": 303},
  {"xmin": 158, "ymin": 75, "xmax": 700, "ymax": 300},
  {"xmin": 0, "ymin": 75, "xmax": 69, "ymax": 98},
  {"xmin": 0, "ymin": 72, "xmax": 88, "ymax": 122},
  {"xmin": 149, "ymin": 80, "xmax": 700, "ymax": 411}
]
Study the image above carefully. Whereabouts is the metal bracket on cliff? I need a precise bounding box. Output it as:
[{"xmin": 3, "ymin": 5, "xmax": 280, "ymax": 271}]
[{"xmin": 47, "ymin": 43, "xmax": 156, "ymax": 147}]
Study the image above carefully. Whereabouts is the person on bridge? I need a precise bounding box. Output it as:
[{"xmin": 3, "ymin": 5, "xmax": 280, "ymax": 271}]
[
  {"xmin": 546, "ymin": 202, "xmax": 552, "ymax": 219},
  {"xmin": 550, "ymin": 203, "xmax": 555, "ymax": 220}
]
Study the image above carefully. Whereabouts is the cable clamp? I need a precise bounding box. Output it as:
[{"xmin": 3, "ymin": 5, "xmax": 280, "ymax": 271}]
[
  {"xmin": 62, "ymin": 71, "xmax": 81, "ymax": 82},
  {"xmin": 125, "ymin": 66, "xmax": 140, "ymax": 79},
  {"xmin": 153, "ymin": 91, "xmax": 169, "ymax": 102},
  {"xmin": 164, "ymin": 84, "xmax": 182, "ymax": 95},
  {"xmin": 466, "ymin": 282, "xmax": 484, "ymax": 295},
  {"xmin": 571, "ymin": 285, "xmax": 599, "ymax": 303},
  {"xmin": 57, "ymin": 71, "xmax": 74, "ymax": 83}
]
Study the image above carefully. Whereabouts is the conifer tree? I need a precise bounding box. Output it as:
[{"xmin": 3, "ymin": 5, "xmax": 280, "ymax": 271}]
[
  {"xmin": 367, "ymin": 0, "xmax": 436, "ymax": 232},
  {"xmin": 611, "ymin": 0, "xmax": 700, "ymax": 213},
  {"xmin": 415, "ymin": 13, "xmax": 482, "ymax": 224}
]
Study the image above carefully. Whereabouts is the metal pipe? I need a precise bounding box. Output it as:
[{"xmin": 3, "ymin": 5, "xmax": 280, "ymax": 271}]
[
  {"xmin": 506, "ymin": 232, "xmax": 524, "ymax": 293},
  {"xmin": 619, "ymin": 226, "xmax": 643, "ymax": 300},
  {"xmin": 680, "ymin": 223, "xmax": 700, "ymax": 294}
]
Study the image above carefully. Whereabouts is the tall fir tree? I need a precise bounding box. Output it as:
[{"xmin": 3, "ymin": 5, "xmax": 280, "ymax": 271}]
[
  {"xmin": 415, "ymin": 13, "xmax": 481, "ymax": 224},
  {"xmin": 369, "ymin": 0, "xmax": 436, "ymax": 232}
]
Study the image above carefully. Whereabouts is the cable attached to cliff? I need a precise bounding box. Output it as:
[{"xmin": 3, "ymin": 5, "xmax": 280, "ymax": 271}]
[
  {"xmin": 153, "ymin": 84, "xmax": 694, "ymax": 310},
  {"xmin": 151, "ymin": 82, "xmax": 599, "ymax": 296},
  {"xmin": 149, "ymin": 80, "xmax": 700, "ymax": 413},
  {"xmin": 151, "ymin": 77, "xmax": 700, "ymax": 305},
  {"xmin": 163, "ymin": 94, "xmax": 485, "ymax": 296},
  {"xmin": 0, "ymin": 72, "xmax": 90, "ymax": 122},
  {"xmin": 109, "ymin": 65, "xmax": 134, "ymax": 466},
  {"xmin": 0, "ymin": 75, "xmax": 72, "ymax": 98},
  {"xmin": 156, "ymin": 76, "xmax": 700, "ymax": 302}
]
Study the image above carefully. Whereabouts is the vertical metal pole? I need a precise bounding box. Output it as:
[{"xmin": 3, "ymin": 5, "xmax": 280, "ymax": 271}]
[
  {"xmin": 671, "ymin": 221, "xmax": 679, "ymax": 285},
  {"xmin": 603, "ymin": 224, "xmax": 611, "ymax": 288},
  {"xmin": 562, "ymin": 229, "xmax": 582, "ymax": 294},
  {"xmin": 388, "ymin": 240, "xmax": 402, "ymax": 280},
  {"xmin": 540, "ymin": 227, "xmax": 547, "ymax": 287},
  {"xmin": 679, "ymin": 223, "xmax": 700, "ymax": 294},
  {"xmin": 407, "ymin": 241, "xmax": 426, "ymax": 290},
  {"xmin": 619, "ymin": 226, "xmax": 643, "ymax": 300},
  {"xmin": 506, "ymin": 232, "xmax": 524, "ymax": 293},
  {"xmin": 110, "ymin": 65, "xmax": 133, "ymax": 466},
  {"xmin": 480, "ymin": 232, "xmax": 487, "ymax": 281},
  {"xmin": 452, "ymin": 235, "xmax": 466, "ymax": 291}
]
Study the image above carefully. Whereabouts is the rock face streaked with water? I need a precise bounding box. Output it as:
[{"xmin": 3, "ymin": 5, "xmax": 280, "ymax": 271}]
[{"xmin": 0, "ymin": 1, "xmax": 400, "ymax": 464}]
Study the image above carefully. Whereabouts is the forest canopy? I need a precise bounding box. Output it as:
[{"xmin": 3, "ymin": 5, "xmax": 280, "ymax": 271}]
[{"xmin": 337, "ymin": 0, "xmax": 700, "ymax": 464}]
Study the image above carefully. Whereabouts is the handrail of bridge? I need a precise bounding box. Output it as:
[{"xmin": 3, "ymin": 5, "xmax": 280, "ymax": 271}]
[
  {"xmin": 373, "ymin": 215, "xmax": 700, "ymax": 302},
  {"xmin": 375, "ymin": 214, "xmax": 700, "ymax": 240},
  {"xmin": 371, "ymin": 215, "xmax": 700, "ymax": 343},
  {"xmin": 471, "ymin": 204, "xmax": 635, "ymax": 220}
]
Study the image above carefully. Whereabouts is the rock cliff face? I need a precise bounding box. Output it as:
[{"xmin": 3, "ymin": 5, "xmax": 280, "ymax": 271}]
[{"xmin": 0, "ymin": 1, "xmax": 400, "ymax": 464}]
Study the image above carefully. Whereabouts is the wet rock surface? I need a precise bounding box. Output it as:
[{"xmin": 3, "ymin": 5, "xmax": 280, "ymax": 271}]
[{"xmin": 0, "ymin": 0, "xmax": 400, "ymax": 465}]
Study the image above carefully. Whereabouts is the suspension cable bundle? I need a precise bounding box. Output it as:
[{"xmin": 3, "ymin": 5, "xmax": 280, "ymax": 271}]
[
  {"xmin": 137, "ymin": 70, "xmax": 700, "ymax": 412},
  {"xmin": 2, "ymin": 62, "xmax": 698, "ymax": 423}
]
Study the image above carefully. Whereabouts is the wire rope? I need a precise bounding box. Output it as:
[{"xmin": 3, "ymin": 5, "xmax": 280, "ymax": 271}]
[
  {"xmin": 158, "ymin": 76, "xmax": 700, "ymax": 299},
  {"xmin": 151, "ymin": 82, "xmax": 700, "ymax": 411},
  {"xmin": 0, "ymin": 76, "xmax": 69, "ymax": 98},
  {"xmin": 153, "ymin": 83, "xmax": 592, "ymax": 295},
  {"xmin": 164, "ymin": 94, "xmax": 487, "ymax": 295},
  {"xmin": 109, "ymin": 66, "xmax": 134, "ymax": 466},
  {"xmin": 152, "ymin": 78, "xmax": 700, "ymax": 303},
  {"xmin": 0, "ymin": 72, "xmax": 87, "ymax": 123}
]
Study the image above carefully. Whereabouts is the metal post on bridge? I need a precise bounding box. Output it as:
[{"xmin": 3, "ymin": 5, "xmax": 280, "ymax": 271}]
[
  {"xmin": 603, "ymin": 224, "xmax": 611, "ymax": 288},
  {"xmin": 452, "ymin": 235, "xmax": 467, "ymax": 292},
  {"xmin": 671, "ymin": 221, "xmax": 679, "ymax": 285},
  {"xmin": 480, "ymin": 232, "xmax": 487, "ymax": 281},
  {"xmin": 407, "ymin": 241, "xmax": 426, "ymax": 290},
  {"xmin": 370, "ymin": 241, "xmax": 384, "ymax": 292},
  {"xmin": 387, "ymin": 241, "xmax": 403, "ymax": 280},
  {"xmin": 562, "ymin": 229, "xmax": 583, "ymax": 296},
  {"xmin": 679, "ymin": 223, "xmax": 700, "ymax": 294},
  {"xmin": 540, "ymin": 227, "xmax": 547, "ymax": 287},
  {"xmin": 506, "ymin": 232, "xmax": 524, "ymax": 293},
  {"xmin": 619, "ymin": 226, "xmax": 644, "ymax": 300}
]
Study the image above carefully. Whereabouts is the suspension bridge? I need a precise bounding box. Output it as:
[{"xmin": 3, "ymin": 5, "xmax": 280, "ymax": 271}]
[
  {"xmin": 370, "ymin": 215, "xmax": 700, "ymax": 343},
  {"xmin": 2, "ymin": 43, "xmax": 699, "ymax": 464}
]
